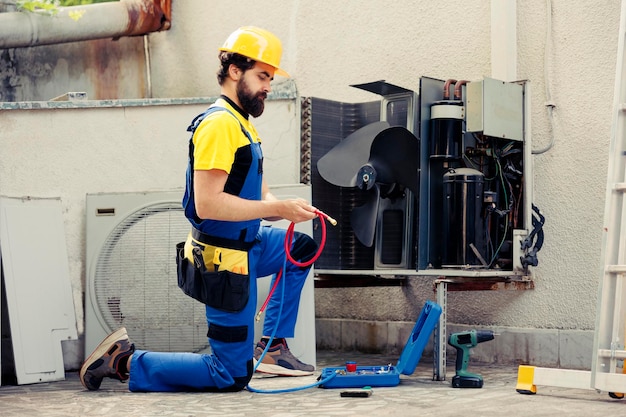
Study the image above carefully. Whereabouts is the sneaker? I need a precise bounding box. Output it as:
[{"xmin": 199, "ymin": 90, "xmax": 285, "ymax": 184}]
[
  {"xmin": 253, "ymin": 339, "xmax": 314, "ymax": 376},
  {"xmin": 80, "ymin": 327, "xmax": 135, "ymax": 390}
]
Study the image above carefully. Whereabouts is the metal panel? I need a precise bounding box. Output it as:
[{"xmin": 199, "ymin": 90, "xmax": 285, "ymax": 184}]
[
  {"xmin": 0, "ymin": 196, "xmax": 78, "ymax": 385},
  {"xmin": 466, "ymin": 77, "xmax": 524, "ymax": 141}
]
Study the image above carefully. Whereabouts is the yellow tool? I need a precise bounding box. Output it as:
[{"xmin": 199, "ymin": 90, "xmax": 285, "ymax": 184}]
[
  {"xmin": 608, "ymin": 321, "xmax": 626, "ymax": 399},
  {"xmin": 213, "ymin": 248, "xmax": 221, "ymax": 271}
]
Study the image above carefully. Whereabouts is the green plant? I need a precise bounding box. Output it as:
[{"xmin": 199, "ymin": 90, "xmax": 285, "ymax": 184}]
[
  {"xmin": 16, "ymin": 0, "xmax": 116, "ymax": 14},
  {"xmin": 59, "ymin": 0, "xmax": 117, "ymax": 5},
  {"xmin": 17, "ymin": 0, "xmax": 60, "ymax": 14}
]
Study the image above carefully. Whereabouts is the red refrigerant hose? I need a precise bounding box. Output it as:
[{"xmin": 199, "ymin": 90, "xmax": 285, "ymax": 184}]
[{"xmin": 255, "ymin": 210, "xmax": 336, "ymax": 322}]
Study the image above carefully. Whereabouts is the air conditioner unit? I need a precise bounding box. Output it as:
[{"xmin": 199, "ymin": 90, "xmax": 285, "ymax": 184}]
[
  {"xmin": 312, "ymin": 77, "xmax": 538, "ymax": 278},
  {"xmin": 311, "ymin": 81, "xmax": 418, "ymax": 270},
  {"xmin": 84, "ymin": 186, "xmax": 315, "ymax": 366}
]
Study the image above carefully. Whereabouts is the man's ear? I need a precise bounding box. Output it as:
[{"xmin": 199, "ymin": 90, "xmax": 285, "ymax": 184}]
[{"xmin": 228, "ymin": 64, "xmax": 242, "ymax": 81}]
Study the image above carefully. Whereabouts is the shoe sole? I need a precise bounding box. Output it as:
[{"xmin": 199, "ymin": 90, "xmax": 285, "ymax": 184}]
[
  {"xmin": 79, "ymin": 327, "xmax": 128, "ymax": 389},
  {"xmin": 253, "ymin": 358, "xmax": 314, "ymax": 377}
]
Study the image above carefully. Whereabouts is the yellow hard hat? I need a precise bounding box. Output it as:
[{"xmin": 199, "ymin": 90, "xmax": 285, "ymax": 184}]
[{"xmin": 219, "ymin": 26, "xmax": 289, "ymax": 77}]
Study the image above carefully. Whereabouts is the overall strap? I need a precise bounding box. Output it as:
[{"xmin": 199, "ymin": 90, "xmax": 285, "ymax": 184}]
[
  {"xmin": 185, "ymin": 106, "xmax": 255, "ymax": 200},
  {"xmin": 187, "ymin": 106, "xmax": 254, "ymax": 144}
]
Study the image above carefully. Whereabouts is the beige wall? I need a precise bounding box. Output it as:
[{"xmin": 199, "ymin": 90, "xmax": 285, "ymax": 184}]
[
  {"xmin": 147, "ymin": 0, "xmax": 620, "ymax": 330},
  {"xmin": 1, "ymin": 0, "xmax": 621, "ymax": 368}
]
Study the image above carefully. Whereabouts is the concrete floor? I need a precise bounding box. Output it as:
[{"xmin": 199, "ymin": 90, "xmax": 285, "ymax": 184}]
[{"xmin": 0, "ymin": 351, "xmax": 623, "ymax": 417}]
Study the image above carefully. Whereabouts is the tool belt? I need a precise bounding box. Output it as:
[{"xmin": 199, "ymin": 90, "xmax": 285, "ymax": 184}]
[{"xmin": 176, "ymin": 229, "xmax": 254, "ymax": 312}]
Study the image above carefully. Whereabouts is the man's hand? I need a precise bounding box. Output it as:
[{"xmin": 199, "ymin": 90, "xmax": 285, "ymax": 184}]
[{"xmin": 275, "ymin": 198, "xmax": 318, "ymax": 224}]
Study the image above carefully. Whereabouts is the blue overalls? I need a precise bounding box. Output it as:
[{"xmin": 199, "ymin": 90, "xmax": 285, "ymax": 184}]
[{"xmin": 128, "ymin": 104, "xmax": 317, "ymax": 392}]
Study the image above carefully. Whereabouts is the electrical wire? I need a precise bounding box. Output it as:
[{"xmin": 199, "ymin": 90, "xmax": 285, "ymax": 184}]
[
  {"xmin": 533, "ymin": 0, "xmax": 557, "ymax": 154},
  {"xmin": 485, "ymin": 145, "xmax": 513, "ymax": 267},
  {"xmin": 489, "ymin": 216, "xmax": 509, "ymax": 267}
]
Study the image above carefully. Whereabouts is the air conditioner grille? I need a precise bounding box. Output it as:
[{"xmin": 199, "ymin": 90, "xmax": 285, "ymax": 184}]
[{"xmin": 93, "ymin": 203, "xmax": 208, "ymax": 353}]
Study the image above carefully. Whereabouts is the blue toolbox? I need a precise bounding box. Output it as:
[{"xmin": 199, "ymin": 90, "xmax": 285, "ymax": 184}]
[{"xmin": 319, "ymin": 300, "xmax": 442, "ymax": 388}]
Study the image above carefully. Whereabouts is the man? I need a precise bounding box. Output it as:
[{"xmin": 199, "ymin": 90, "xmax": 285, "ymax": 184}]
[{"xmin": 80, "ymin": 26, "xmax": 319, "ymax": 392}]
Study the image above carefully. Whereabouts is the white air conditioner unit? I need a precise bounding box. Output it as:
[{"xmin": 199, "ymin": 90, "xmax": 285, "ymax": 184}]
[{"xmin": 84, "ymin": 186, "xmax": 315, "ymax": 366}]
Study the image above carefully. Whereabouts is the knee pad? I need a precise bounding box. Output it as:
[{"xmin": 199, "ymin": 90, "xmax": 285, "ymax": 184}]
[{"xmin": 207, "ymin": 323, "xmax": 247, "ymax": 343}]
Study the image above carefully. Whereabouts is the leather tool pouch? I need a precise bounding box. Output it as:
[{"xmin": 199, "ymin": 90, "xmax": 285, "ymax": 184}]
[{"xmin": 176, "ymin": 241, "xmax": 250, "ymax": 312}]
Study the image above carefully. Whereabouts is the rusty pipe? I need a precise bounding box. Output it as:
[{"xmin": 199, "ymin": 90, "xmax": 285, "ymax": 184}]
[{"xmin": 0, "ymin": 0, "xmax": 171, "ymax": 49}]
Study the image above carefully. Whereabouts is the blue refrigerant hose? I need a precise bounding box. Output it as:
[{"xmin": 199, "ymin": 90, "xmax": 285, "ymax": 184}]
[{"xmin": 246, "ymin": 211, "xmax": 337, "ymax": 394}]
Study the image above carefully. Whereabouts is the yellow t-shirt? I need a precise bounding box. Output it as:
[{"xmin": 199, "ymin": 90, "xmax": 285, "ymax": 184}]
[{"xmin": 193, "ymin": 99, "xmax": 261, "ymax": 173}]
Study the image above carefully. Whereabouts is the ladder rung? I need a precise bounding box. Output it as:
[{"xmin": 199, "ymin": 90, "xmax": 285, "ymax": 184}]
[
  {"xmin": 606, "ymin": 265, "xmax": 626, "ymax": 273},
  {"xmin": 615, "ymin": 183, "xmax": 626, "ymax": 191},
  {"xmin": 597, "ymin": 348, "xmax": 626, "ymax": 359}
]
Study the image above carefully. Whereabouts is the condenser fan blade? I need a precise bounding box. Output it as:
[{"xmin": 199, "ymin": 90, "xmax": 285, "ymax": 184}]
[
  {"xmin": 317, "ymin": 121, "xmax": 390, "ymax": 187},
  {"xmin": 350, "ymin": 185, "xmax": 380, "ymax": 247},
  {"xmin": 349, "ymin": 126, "xmax": 419, "ymax": 247},
  {"xmin": 366, "ymin": 126, "xmax": 420, "ymax": 195}
]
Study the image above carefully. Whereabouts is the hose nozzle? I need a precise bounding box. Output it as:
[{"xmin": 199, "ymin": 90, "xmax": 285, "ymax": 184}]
[{"xmin": 315, "ymin": 210, "xmax": 337, "ymax": 226}]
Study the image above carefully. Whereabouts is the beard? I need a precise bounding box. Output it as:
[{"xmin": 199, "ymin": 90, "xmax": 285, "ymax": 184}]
[{"xmin": 236, "ymin": 76, "xmax": 267, "ymax": 118}]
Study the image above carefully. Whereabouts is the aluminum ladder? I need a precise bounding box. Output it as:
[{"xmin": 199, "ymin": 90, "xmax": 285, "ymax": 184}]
[{"xmin": 516, "ymin": 0, "xmax": 626, "ymax": 397}]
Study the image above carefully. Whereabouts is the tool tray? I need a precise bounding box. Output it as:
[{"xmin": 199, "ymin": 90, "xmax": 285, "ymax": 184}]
[{"xmin": 319, "ymin": 300, "xmax": 442, "ymax": 388}]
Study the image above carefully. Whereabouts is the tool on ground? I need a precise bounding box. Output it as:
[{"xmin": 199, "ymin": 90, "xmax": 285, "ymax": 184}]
[
  {"xmin": 319, "ymin": 301, "xmax": 442, "ymax": 389},
  {"xmin": 448, "ymin": 329, "xmax": 495, "ymax": 388},
  {"xmin": 340, "ymin": 387, "xmax": 373, "ymax": 397}
]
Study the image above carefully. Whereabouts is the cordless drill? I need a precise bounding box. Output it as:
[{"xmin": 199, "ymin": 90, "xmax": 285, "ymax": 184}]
[{"xmin": 448, "ymin": 330, "xmax": 495, "ymax": 388}]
